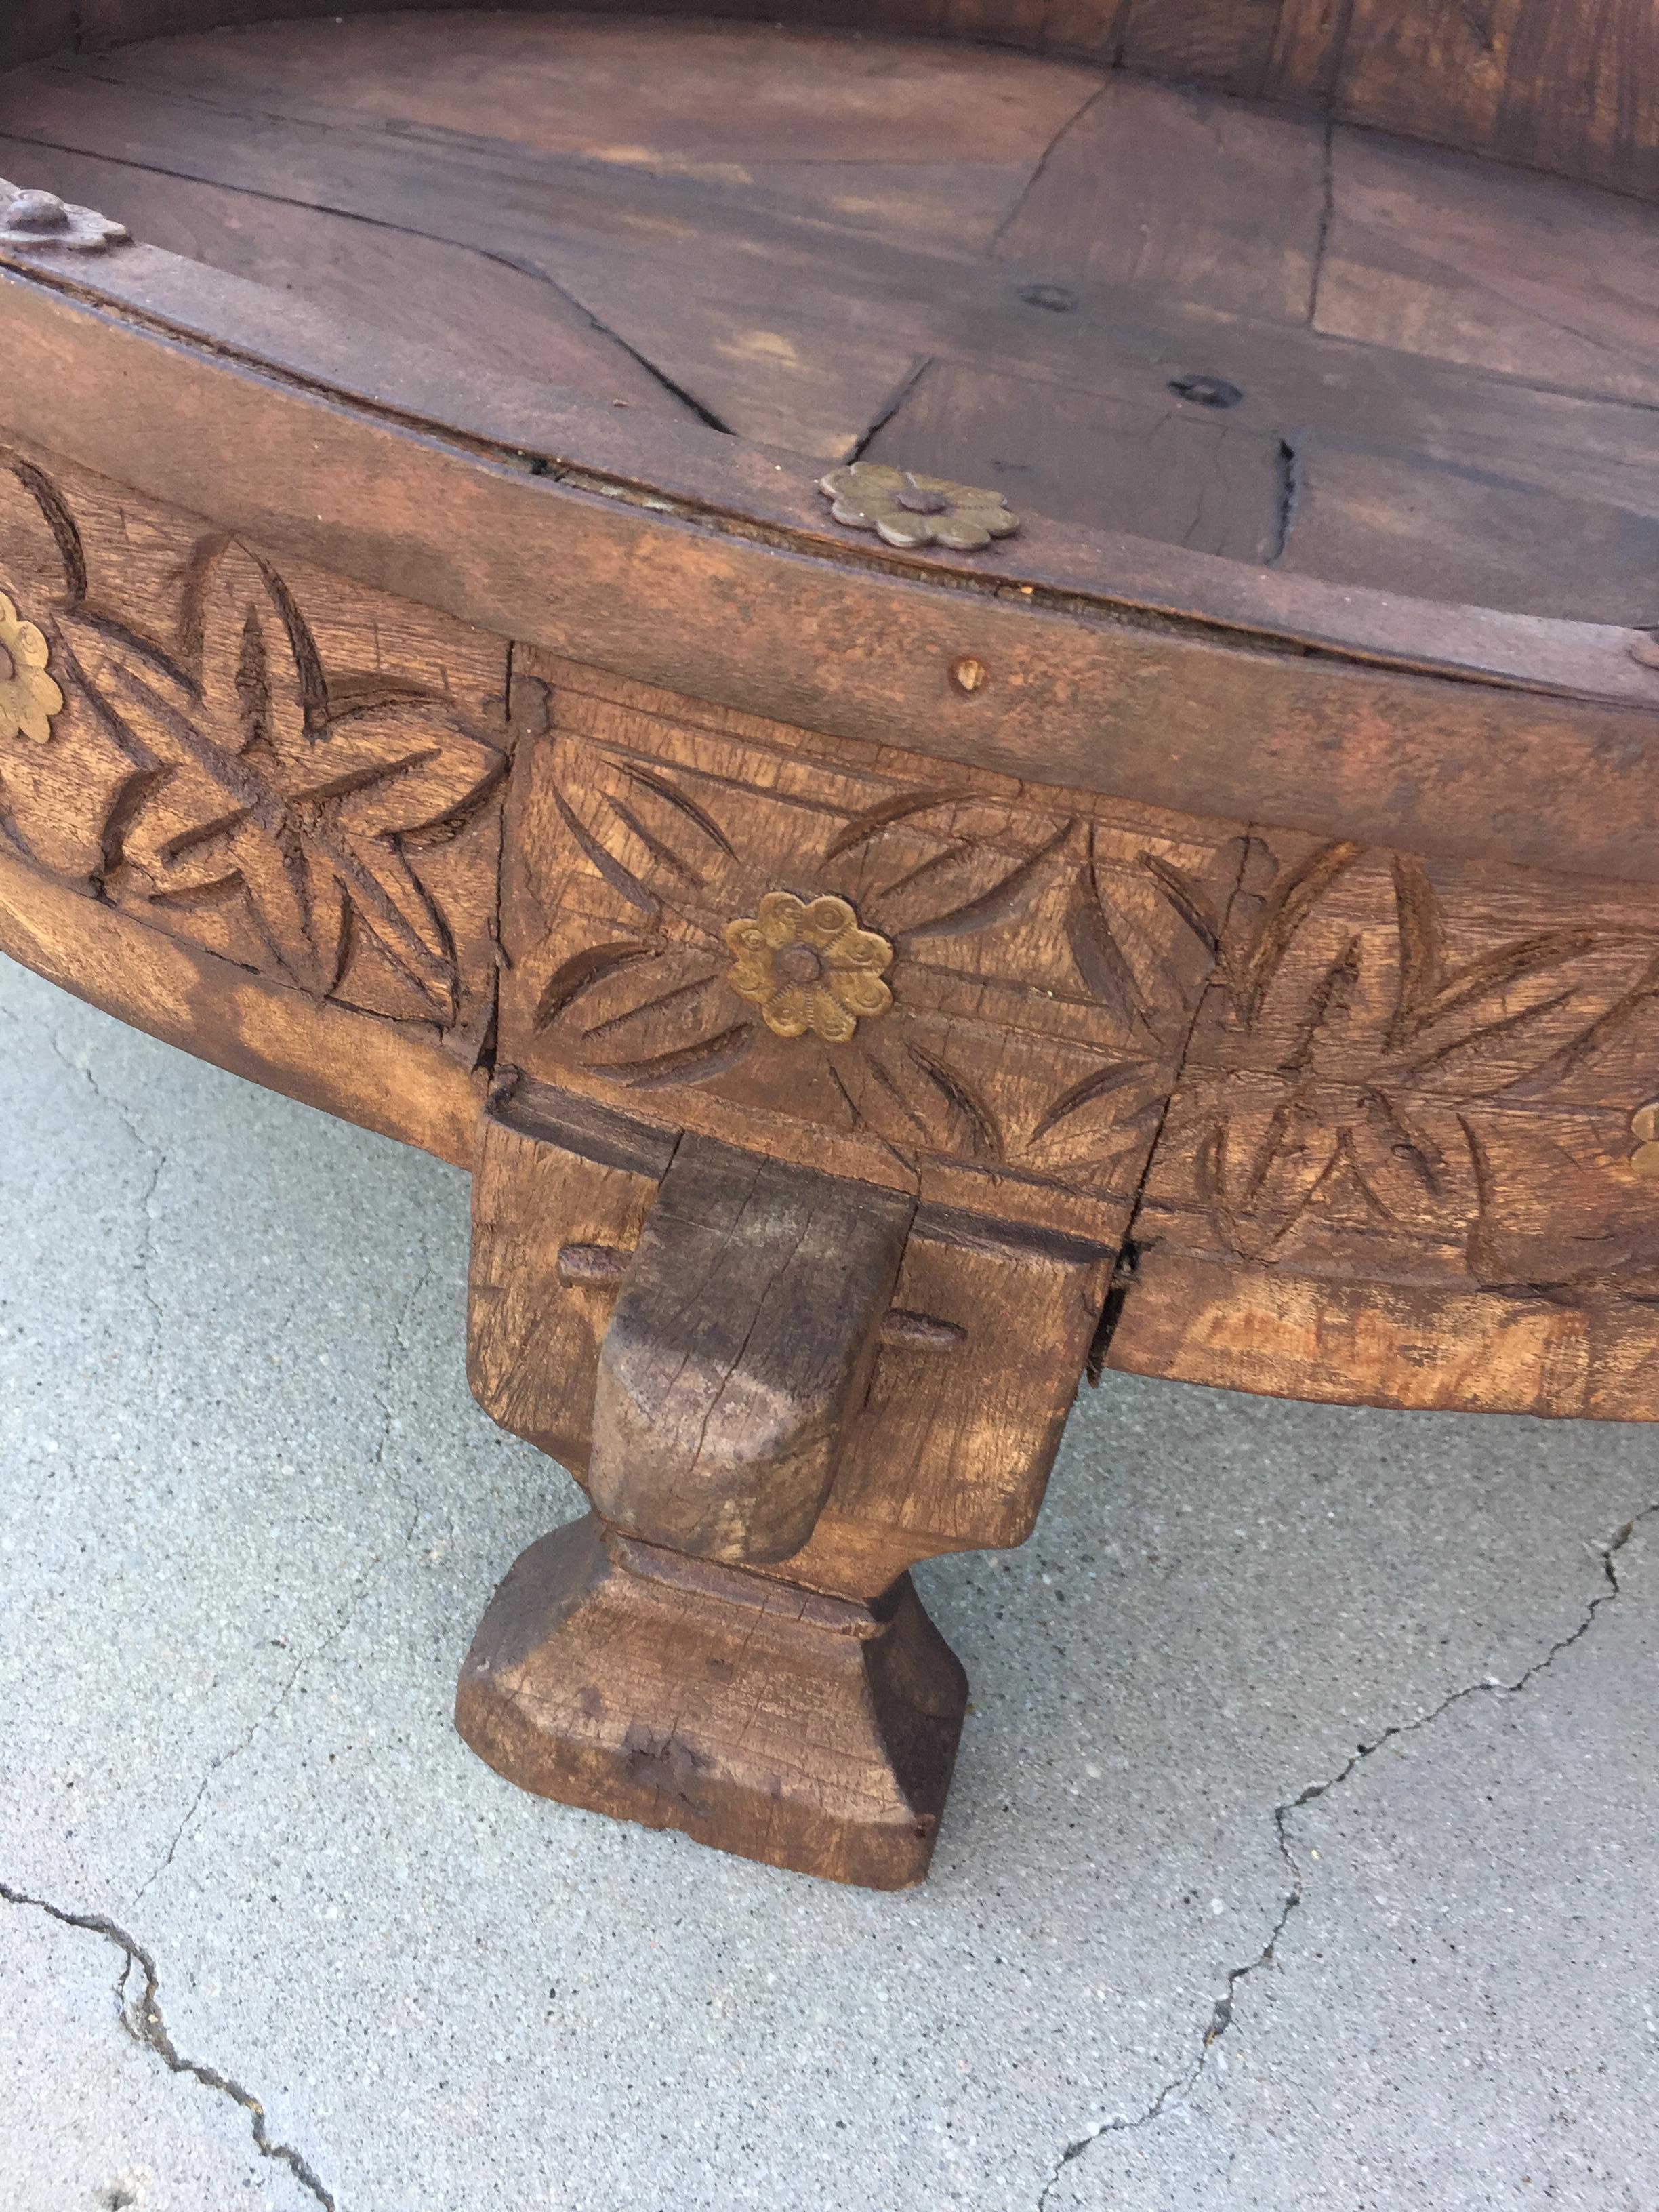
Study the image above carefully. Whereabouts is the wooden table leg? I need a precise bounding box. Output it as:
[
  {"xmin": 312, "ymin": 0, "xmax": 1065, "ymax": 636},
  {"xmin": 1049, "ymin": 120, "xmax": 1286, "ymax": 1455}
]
[
  {"xmin": 458, "ymin": 1076, "xmax": 1111, "ymax": 1887},
  {"xmin": 457, "ymin": 1514, "xmax": 966, "ymax": 1890}
]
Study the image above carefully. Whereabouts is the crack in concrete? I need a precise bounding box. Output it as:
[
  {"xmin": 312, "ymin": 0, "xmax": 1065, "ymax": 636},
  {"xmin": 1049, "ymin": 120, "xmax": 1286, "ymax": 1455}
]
[
  {"xmin": 0, "ymin": 1881, "xmax": 336, "ymax": 2208},
  {"xmin": 1036, "ymin": 1503, "xmax": 1658, "ymax": 2208},
  {"xmin": 132, "ymin": 1244, "xmax": 441, "ymax": 1903},
  {"xmin": 45, "ymin": 1024, "xmax": 167, "ymax": 1339}
]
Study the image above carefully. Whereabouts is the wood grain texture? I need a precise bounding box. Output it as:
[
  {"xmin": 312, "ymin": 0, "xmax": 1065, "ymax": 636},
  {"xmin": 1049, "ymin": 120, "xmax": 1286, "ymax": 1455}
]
[
  {"xmin": 1107, "ymin": 835, "xmax": 1659, "ymax": 1418},
  {"xmin": 6, "ymin": 0, "xmax": 1659, "ymax": 1898},
  {"xmin": 500, "ymin": 651, "xmax": 1242, "ymax": 1244},
  {"xmin": 455, "ymin": 1513, "xmax": 968, "ymax": 1889},
  {"xmin": 590, "ymin": 1134, "xmax": 913, "ymax": 1565},
  {"xmin": 991, "ymin": 74, "xmax": 1329, "ymax": 323},
  {"xmin": 8, "ymin": 233, "xmax": 1659, "ymax": 890},
  {"xmin": 468, "ymin": 1082, "xmax": 678, "ymax": 1478},
  {"xmin": 5, "ymin": 28, "xmax": 1658, "ymax": 606},
  {"xmin": 0, "ymin": 837, "xmax": 483, "ymax": 1164},
  {"xmin": 1334, "ymin": 0, "xmax": 1659, "ymax": 201},
  {"xmin": 1279, "ymin": 436, "xmax": 1659, "ymax": 629},
  {"xmin": 0, "ymin": 136, "xmax": 690, "ymax": 417},
  {"xmin": 0, "ymin": 439, "xmax": 509, "ymax": 1057},
  {"xmin": 859, "ymin": 356, "xmax": 1285, "ymax": 559},
  {"xmin": 1316, "ymin": 127, "xmax": 1659, "ymax": 407},
  {"xmin": 12, "ymin": 0, "xmax": 1659, "ymax": 199},
  {"xmin": 794, "ymin": 1202, "xmax": 1115, "ymax": 1595},
  {"xmin": 468, "ymin": 1074, "xmax": 1113, "ymax": 1599}
]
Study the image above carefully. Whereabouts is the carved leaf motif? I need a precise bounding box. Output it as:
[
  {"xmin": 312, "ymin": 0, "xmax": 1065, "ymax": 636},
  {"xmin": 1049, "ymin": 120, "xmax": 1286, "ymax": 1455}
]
[
  {"xmin": 59, "ymin": 542, "xmax": 502, "ymax": 1015},
  {"xmin": 548, "ymin": 735, "xmax": 737, "ymax": 921},
  {"xmin": 523, "ymin": 708, "xmax": 1246, "ymax": 1195},
  {"xmin": 1204, "ymin": 842, "xmax": 1659, "ymax": 1256}
]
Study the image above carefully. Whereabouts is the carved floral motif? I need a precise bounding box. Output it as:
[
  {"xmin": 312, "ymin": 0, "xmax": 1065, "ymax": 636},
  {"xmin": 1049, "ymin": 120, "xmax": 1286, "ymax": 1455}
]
[
  {"xmin": 505, "ymin": 665, "xmax": 1237, "ymax": 1221},
  {"xmin": 0, "ymin": 590, "xmax": 61, "ymax": 742},
  {"xmin": 58, "ymin": 541, "xmax": 502, "ymax": 1016},
  {"xmin": 725, "ymin": 893, "xmax": 893, "ymax": 1042},
  {"xmin": 0, "ymin": 451, "xmax": 506, "ymax": 1035},
  {"xmin": 1160, "ymin": 838, "xmax": 1659, "ymax": 1293}
]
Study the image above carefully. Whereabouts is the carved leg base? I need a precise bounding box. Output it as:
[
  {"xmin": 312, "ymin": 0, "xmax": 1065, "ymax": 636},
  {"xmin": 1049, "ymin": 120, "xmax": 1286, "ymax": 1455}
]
[{"xmin": 455, "ymin": 1513, "xmax": 968, "ymax": 1889}]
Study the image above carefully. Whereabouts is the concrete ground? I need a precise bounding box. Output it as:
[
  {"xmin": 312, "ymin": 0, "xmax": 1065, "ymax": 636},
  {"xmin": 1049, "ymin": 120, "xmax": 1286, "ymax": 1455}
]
[{"xmin": 2, "ymin": 948, "xmax": 1657, "ymax": 2212}]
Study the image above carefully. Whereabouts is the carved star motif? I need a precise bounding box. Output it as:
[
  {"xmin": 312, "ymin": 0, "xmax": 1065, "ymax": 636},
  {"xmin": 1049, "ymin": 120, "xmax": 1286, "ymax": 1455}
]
[{"xmin": 59, "ymin": 541, "xmax": 501, "ymax": 1015}]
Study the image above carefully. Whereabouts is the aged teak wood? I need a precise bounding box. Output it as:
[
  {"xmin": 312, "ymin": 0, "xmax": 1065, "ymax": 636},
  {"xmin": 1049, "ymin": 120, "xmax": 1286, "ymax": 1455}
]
[{"xmin": 2, "ymin": 2, "xmax": 1657, "ymax": 1887}]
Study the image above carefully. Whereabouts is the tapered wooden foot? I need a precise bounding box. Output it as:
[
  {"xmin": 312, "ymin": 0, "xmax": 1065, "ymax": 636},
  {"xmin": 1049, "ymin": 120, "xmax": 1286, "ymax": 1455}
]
[
  {"xmin": 463, "ymin": 1082, "xmax": 1112, "ymax": 1887},
  {"xmin": 455, "ymin": 1512, "xmax": 968, "ymax": 1889}
]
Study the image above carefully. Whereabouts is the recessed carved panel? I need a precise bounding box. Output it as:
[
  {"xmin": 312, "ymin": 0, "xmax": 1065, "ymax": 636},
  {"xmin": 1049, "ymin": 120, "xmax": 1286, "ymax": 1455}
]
[
  {"xmin": 500, "ymin": 651, "xmax": 1248, "ymax": 1239},
  {"xmin": 1141, "ymin": 834, "xmax": 1659, "ymax": 1296},
  {"xmin": 0, "ymin": 443, "xmax": 508, "ymax": 1054}
]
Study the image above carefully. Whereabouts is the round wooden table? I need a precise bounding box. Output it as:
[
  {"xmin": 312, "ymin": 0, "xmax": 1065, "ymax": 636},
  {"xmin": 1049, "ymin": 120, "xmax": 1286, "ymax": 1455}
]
[{"xmin": 2, "ymin": 0, "xmax": 1656, "ymax": 1887}]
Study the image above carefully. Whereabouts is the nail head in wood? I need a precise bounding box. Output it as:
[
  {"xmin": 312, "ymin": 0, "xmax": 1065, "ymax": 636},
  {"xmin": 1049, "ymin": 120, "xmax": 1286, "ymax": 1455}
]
[
  {"xmin": 557, "ymin": 1242, "xmax": 633, "ymax": 1288},
  {"xmin": 879, "ymin": 1309, "xmax": 967, "ymax": 1353}
]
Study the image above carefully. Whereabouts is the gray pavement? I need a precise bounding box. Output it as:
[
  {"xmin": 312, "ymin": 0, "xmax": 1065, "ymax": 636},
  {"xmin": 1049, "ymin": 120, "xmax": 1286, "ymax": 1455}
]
[{"xmin": 2, "ymin": 949, "xmax": 1656, "ymax": 2212}]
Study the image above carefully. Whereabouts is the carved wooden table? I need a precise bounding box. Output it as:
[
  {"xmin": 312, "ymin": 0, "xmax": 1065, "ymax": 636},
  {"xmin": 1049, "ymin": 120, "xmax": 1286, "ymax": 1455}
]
[{"xmin": 3, "ymin": 1, "xmax": 1657, "ymax": 1889}]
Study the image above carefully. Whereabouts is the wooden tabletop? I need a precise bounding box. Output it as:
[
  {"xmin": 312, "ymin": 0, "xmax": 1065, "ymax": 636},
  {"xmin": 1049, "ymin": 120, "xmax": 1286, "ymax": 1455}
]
[{"xmin": 2, "ymin": 12, "xmax": 1656, "ymax": 628}]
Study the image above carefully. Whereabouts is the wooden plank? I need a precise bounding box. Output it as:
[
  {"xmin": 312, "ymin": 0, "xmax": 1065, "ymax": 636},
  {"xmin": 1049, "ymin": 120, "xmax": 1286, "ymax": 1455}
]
[
  {"xmin": 0, "ymin": 436, "xmax": 510, "ymax": 1047},
  {"xmin": 862, "ymin": 355, "xmax": 1284, "ymax": 558},
  {"xmin": 802, "ymin": 1203, "xmax": 1115, "ymax": 1589},
  {"xmin": 9, "ymin": 58, "xmax": 1659, "ymax": 525},
  {"xmin": 1280, "ymin": 434, "xmax": 1659, "ymax": 626},
  {"xmin": 1490, "ymin": 0, "xmax": 1659, "ymax": 200},
  {"xmin": 1317, "ymin": 125, "xmax": 1659, "ymax": 407},
  {"xmin": 468, "ymin": 1084, "xmax": 676, "ymax": 1479},
  {"xmin": 1116, "ymin": 0, "xmax": 1284, "ymax": 96},
  {"xmin": 1106, "ymin": 1249, "xmax": 1659, "ymax": 1419},
  {"xmin": 0, "ymin": 64, "xmax": 936, "ymax": 453},
  {"xmin": 1335, "ymin": 0, "xmax": 1659, "ymax": 201},
  {"xmin": 1115, "ymin": 825, "xmax": 1659, "ymax": 1416},
  {"xmin": 0, "ymin": 843, "xmax": 483, "ymax": 1166},
  {"xmin": 7, "ymin": 281, "xmax": 1659, "ymax": 897},
  {"xmin": 590, "ymin": 1136, "xmax": 914, "ymax": 1565},
  {"xmin": 96, "ymin": 12, "xmax": 1106, "ymax": 172},
  {"xmin": 993, "ymin": 73, "xmax": 1329, "ymax": 323},
  {"xmin": 0, "ymin": 136, "xmax": 691, "ymax": 416},
  {"xmin": 501, "ymin": 647, "xmax": 1243, "ymax": 1246}
]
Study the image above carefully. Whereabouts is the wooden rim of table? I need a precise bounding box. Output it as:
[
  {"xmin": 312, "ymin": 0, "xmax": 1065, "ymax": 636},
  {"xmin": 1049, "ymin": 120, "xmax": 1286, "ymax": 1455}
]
[{"xmin": 3, "ymin": 1, "xmax": 1658, "ymax": 886}]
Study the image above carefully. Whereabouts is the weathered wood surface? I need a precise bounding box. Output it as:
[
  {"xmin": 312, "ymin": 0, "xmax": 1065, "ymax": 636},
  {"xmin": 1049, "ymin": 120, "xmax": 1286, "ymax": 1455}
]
[
  {"xmin": 5, "ymin": 435, "xmax": 1658, "ymax": 1429},
  {"xmin": 470, "ymin": 1080, "xmax": 1115, "ymax": 1601},
  {"xmin": 5, "ymin": 1, "xmax": 1659, "ymax": 1887},
  {"xmin": 455, "ymin": 1513, "xmax": 968, "ymax": 1889},
  {"xmin": 12, "ymin": 1, "xmax": 1659, "ymax": 200},
  {"xmin": 590, "ymin": 1135, "xmax": 914, "ymax": 1567},
  {"xmin": 3, "ymin": 27, "xmax": 1658, "ymax": 621}
]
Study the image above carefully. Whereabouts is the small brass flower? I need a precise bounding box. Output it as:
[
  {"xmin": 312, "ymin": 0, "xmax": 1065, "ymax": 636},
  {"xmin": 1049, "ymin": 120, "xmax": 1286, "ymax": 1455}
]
[
  {"xmin": 0, "ymin": 590, "xmax": 64, "ymax": 743},
  {"xmin": 817, "ymin": 462, "xmax": 1019, "ymax": 552},
  {"xmin": 725, "ymin": 891, "xmax": 893, "ymax": 1044}
]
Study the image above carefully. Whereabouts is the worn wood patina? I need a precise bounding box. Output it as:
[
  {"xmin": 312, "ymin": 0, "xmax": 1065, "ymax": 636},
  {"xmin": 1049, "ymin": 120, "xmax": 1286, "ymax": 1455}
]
[{"xmin": 2, "ymin": 0, "xmax": 1656, "ymax": 1887}]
